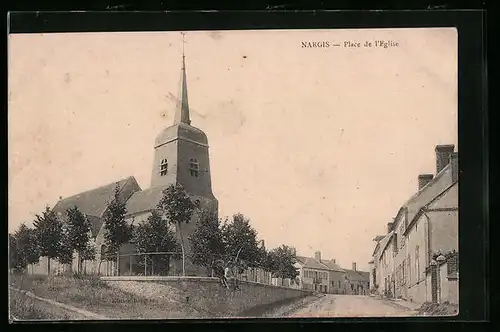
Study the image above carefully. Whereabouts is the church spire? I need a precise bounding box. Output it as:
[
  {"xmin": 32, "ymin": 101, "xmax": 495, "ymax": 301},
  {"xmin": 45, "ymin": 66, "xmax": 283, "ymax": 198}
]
[{"xmin": 174, "ymin": 32, "xmax": 191, "ymax": 125}]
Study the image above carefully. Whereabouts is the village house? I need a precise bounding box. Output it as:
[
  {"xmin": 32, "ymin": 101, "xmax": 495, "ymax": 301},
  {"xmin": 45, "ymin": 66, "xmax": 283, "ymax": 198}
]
[
  {"xmin": 294, "ymin": 251, "xmax": 369, "ymax": 294},
  {"xmin": 370, "ymin": 144, "xmax": 459, "ymax": 305},
  {"xmin": 342, "ymin": 263, "xmax": 370, "ymax": 295},
  {"xmin": 28, "ymin": 50, "xmax": 218, "ymax": 277}
]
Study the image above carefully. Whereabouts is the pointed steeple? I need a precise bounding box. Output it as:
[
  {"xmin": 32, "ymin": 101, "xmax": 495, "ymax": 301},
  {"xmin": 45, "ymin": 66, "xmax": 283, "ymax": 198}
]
[{"xmin": 174, "ymin": 33, "xmax": 191, "ymax": 125}]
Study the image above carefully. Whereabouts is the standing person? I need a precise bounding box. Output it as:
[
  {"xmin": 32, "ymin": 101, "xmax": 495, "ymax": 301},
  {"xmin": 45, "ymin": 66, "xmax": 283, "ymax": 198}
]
[{"xmin": 214, "ymin": 260, "xmax": 228, "ymax": 288}]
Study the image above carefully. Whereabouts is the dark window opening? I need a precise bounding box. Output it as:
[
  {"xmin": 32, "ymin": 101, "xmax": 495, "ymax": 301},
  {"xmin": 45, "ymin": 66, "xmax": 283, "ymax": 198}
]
[
  {"xmin": 189, "ymin": 158, "xmax": 199, "ymax": 177},
  {"xmin": 160, "ymin": 159, "xmax": 168, "ymax": 176}
]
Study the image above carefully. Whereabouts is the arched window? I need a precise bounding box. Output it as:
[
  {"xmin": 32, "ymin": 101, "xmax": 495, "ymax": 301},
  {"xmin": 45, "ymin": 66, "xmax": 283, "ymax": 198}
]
[
  {"xmin": 160, "ymin": 159, "xmax": 168, "ymax": 176},
  {"xmin": 189, "ymin": 158, "xmax": 199, "ymax": 177}
]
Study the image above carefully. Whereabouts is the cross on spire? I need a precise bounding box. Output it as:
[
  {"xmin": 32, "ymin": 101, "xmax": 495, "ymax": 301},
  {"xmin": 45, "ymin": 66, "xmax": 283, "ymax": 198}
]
[{"xmin": 181, "ymin": 32, "xmax": 186, "ymax": 58}]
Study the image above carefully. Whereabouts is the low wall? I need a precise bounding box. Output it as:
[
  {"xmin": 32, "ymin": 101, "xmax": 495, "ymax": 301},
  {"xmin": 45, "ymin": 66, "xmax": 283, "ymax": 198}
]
[{"xmin": 101, "ymin": 276, "xmax": 313, "ymax": 317}]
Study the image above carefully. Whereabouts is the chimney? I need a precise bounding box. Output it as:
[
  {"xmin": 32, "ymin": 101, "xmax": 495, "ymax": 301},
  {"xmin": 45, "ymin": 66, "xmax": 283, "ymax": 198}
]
[
  {"xmin": 435, "ymin": 144, "xmax": 455, "ymax": 174},
  {"xmin": 332, "ymin": 259, "xmax": 336, "ymax": 264},
  {"xmin": 352, "ymin": 262, "xmax": 357, "ymax": 271},
  {"xmin": 314, "ymin": 251, "xmax": 321, "ymax": 262},
  {"xmin": 450, "ymin": 152, "xmax": 459, "ymax": 183},
  {"xmin": 387, "ymin": 222, "xmax": 394, "ymax": 233},
  {"xmin": 418, "ymin": 174, "xmax": 434, "ymax": 190},
  {"xmin": 59, "ymin": 196, "xmax": 63, "ymax": 200}
]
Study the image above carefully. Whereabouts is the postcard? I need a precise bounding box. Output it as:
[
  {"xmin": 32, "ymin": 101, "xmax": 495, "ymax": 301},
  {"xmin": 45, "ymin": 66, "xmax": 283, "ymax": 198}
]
[{"xmin": 8, "ymin": 27, "xmax": 458, "ymax": 320}]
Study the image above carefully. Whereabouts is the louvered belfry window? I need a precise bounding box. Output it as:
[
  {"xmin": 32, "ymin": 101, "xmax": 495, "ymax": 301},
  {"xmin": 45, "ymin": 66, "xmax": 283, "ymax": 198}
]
[{"xmin": 189, "ymin": 157, "xmax": 199, "ymax": 177}]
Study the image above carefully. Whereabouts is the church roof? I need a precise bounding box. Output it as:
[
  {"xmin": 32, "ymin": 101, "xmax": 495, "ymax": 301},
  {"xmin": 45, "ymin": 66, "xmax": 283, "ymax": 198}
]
[
  {"xmin": 154, "ymin": 122, "xmax": 208, "ymax": 148},
  {"xmin": 125, "ymin": 185, "xmax": 170, "ymax": 216},
  {"xmin": 52, "ymin": 176, "xmax": 141, "ymax": 220},
  {"xmin": 154, "ymin": 44, "xmax": 209, "ymax": 149},
  {"xmin": 86, "ymin": 215, "xmax": 105, "ymax": 238}
]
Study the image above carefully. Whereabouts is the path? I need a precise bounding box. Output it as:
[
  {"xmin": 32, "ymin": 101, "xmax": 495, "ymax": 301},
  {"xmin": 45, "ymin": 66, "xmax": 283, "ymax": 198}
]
[{"xmin": 9, "ymin": 286, "xmax": 109, "ymax": 320}]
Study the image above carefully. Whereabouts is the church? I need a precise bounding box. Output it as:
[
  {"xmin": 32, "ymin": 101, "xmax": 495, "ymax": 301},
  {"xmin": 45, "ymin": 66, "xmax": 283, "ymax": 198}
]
[{"xmin": 32, "ymin": 48, "xmax": 219, "ymax": 277}]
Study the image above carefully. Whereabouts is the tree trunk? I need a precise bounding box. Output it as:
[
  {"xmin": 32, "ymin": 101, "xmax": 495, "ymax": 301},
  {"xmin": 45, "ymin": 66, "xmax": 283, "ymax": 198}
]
[
  {"xmin": 47, "ymin": 257, "xmax": 51, "ymax": 275},
  {"xmin": 78, "ymin": 256, "xmax": 83, "ymax": 275},
  {"xmin": 152, "ymin": 257, "xmax": 155, "ymax": 276},
  {"xmin": 178, "ymin": 221, "xmax": 186, "ymax": 276},
  {"xmin": 98, "ymin": 259, "xmax": 102, "ymax": 276}
]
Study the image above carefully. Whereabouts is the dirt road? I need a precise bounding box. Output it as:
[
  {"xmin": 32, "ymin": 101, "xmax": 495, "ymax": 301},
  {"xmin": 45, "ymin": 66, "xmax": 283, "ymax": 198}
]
[{"xmin": 279, "ymin": 294, "xmax": 416, "ymax": 318}]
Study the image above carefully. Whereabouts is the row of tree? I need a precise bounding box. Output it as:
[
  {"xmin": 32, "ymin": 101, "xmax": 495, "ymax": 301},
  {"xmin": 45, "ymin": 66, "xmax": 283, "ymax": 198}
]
[
  {"xmin": 9, "ymin": 183, "xmax": 299, "ymax": 280},
  {"xmin": 9, "ymin": 205, "xmax": 97, "ymax": 275}
]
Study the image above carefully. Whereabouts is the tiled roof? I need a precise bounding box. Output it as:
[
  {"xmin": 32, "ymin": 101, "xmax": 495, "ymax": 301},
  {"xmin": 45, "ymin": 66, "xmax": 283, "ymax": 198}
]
[
  {"xmin": 52, "ymin": 176, "xmax": 140, "ymax": 219},
  {"xmin": 296, "ymin": 256, "xmax": 330, "ymax": 271},
  {"xmin": 296, "ymin": 256, "xmax": 345, "ymax": 272},
  {"xmin": 125, "ymin": 185, "xmax": 170, "ymax": 216},
  {"xmin": 344, "ymin": 269, "xmax": 370, "ymax": 282},
  {"xmin": 321, "ymin": 259, "xmax": 345, "ymax": 273}
]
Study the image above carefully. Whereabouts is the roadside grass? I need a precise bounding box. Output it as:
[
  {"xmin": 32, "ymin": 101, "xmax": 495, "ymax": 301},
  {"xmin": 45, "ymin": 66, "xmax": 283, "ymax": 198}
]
[
  {"xmin": 9, "ymin": 273, "xmax": 204, "ymax": 319},
  {"xmin": 9, "ymin": 289, "xmax": 74, "ymax": 321},
  {"xmin": 416, "ymin": 301, "xmax": 459, "ymax": 316}
]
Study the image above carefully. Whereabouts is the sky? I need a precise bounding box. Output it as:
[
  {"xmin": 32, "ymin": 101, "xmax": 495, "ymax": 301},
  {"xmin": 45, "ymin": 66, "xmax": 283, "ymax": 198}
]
[{"xmin": 8, "ymin": 28, "xmax": 457, "ymax": 271}]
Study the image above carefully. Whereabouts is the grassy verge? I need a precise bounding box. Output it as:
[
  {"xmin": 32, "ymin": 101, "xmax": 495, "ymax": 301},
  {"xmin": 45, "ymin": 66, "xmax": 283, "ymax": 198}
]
[
  {"xmin": 9, "ymin": 273, "xmax": 202, "ymax": 319},
  {"xmin": 416, "ymin": 301, "xmax": 459, "ymax": 316},
  {"xmin": 9, "ymin": 289, "xmax": 79, "ymax": 321}
]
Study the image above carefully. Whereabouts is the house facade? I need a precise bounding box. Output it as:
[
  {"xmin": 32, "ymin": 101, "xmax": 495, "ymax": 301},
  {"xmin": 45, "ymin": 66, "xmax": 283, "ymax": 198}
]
[
  {"xmin": 295, "ymin": 251, "xmax": 369, "ymax": 294},
  {"xmin": 370, "ymin": 144, "xmax": 459, "ymax": 305},
  {"xmin": 343, "ymin": 263, "xmax": 370, "ymax": 295}
]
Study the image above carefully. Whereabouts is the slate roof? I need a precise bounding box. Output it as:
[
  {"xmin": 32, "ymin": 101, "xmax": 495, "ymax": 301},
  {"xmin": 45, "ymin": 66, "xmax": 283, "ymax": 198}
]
[
  {"xmin": 86, "ymin": 215, "xmax": 105, "ymax": 238},
  {"xmin": 374, "ymin": 155, "xmax": 457, "ymax": 260},
  {"xmin": 125, "ymin": 185, "xmax": 170, "ymax": 216},
  {"xmin": 403, "ymin": 181, "xmax": 458, "ymax": 236},
  {"xmin": 155, "ymin": 122, "xmax": 208, "ymax": 148},
  {"xmin": 344, "ymin": 269, "xmax": 370, "ymax": 282},
  {"xmin": 52, "ymin": 176, "xmax": 140, "ymax": 218},
  {"xmin": 51, "ymin": 176, "xmax": 141, "ymax": 238},
  {"xmin": 397, "ymin": 162, "xmax": 454, "ymax": 230},
  {"xmin": 376, "ymin": 231, "xmax": 394, "ymax": 261}
]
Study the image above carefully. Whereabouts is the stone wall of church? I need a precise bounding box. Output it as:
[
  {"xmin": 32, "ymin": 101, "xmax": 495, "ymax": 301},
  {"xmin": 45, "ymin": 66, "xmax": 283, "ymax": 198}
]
[
  {"xmin": 150, "ymin": 141, "xmax": 179, "ymax": 188},
  {"xmin": 176, "ymin": 139, "xmax": 214, "ymax": 198}
]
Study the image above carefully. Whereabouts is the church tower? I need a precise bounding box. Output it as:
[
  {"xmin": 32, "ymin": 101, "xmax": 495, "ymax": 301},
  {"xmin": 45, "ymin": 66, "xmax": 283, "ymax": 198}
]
[
  {"xmin": 149, "ymin": 36, "xmax": 218, "ymax": 276},
  {"xmin": 150, "ymin": 40, "xmax": 216, "ymax": 202}
]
